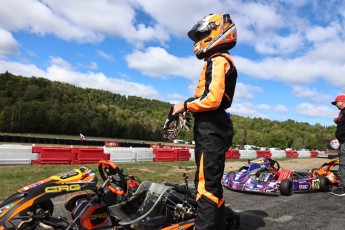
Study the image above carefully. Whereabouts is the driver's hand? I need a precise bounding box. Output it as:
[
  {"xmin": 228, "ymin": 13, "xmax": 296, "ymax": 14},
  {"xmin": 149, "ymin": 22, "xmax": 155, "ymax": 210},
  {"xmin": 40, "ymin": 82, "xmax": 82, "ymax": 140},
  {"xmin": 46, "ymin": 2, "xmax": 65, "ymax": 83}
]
[{"xmin": 173, "ymin": 102, "xmax": 185, "ymax": 116}]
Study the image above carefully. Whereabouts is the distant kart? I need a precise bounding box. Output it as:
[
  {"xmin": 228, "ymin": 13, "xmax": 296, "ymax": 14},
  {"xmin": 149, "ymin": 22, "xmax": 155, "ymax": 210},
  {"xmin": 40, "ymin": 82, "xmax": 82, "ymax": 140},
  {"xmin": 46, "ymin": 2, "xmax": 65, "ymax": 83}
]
[
  {"xmin": 310, "ymin": 156, "xmax": 339, "ymax": 190},
  {"xmin": 222, "ymin": 157, "xmax": 327, "ymax": 196}
]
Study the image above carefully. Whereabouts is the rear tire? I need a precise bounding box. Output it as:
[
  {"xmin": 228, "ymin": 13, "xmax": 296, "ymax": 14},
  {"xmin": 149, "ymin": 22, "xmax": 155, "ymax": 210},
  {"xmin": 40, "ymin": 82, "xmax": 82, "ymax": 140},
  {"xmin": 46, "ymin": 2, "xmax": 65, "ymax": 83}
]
[
  {"xmin": 280, "ymin": 179, "xmax": 292, "ymax": 196},
  {"xmin": 318, "ymin": 175, "xmax": 331, "ymax": 192}
]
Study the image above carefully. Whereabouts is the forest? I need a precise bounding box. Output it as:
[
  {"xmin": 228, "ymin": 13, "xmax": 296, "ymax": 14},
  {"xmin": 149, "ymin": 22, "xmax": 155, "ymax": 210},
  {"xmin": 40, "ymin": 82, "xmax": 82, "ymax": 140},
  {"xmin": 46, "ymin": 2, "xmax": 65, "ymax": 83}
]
[{"xmin": 0, "ymin": 72, "xmax": 336, "ymax": 150}]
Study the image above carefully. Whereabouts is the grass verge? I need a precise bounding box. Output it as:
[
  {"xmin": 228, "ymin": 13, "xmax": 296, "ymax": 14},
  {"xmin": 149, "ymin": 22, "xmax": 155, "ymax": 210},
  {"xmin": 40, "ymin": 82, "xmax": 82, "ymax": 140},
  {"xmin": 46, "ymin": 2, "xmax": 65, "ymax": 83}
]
[{"xmin": 0, "ymin": 161, "xmax": 196, "ymax": 201}]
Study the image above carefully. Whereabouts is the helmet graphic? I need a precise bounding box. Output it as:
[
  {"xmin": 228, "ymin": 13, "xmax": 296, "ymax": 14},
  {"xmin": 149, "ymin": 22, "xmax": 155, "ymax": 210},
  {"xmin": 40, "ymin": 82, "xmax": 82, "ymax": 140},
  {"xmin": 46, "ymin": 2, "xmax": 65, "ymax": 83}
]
[{"xmin": 188, "ymin": 14, "xmax": 237, "ymax": 59}]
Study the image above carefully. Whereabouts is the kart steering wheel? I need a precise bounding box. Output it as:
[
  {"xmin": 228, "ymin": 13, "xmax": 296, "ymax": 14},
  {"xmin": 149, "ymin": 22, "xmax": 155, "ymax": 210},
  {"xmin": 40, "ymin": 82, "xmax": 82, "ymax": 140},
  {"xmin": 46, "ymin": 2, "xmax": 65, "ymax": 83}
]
[
  {"xmin": 98, "ymin": 160, "xmax": 127, "ymax": 194},
  {"xmin": 268, "ymin": 158, "xmax": 280, "ymax": 171}
]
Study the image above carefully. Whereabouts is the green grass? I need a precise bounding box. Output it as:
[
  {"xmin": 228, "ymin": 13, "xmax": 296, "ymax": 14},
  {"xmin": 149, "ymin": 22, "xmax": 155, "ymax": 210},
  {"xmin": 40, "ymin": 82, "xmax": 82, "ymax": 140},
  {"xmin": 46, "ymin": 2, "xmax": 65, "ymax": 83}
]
[{"xmin": 0, "ymin": 161, "xmax": 197, "ymax": 201}]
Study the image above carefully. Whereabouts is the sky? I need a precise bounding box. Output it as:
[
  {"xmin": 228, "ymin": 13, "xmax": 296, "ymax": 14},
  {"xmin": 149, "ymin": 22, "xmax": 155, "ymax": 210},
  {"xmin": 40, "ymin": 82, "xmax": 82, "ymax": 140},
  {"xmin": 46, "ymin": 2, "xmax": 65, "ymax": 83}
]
[{"xmin": 0, "ymin": 0, "xmax": 345, "ymax": 126}]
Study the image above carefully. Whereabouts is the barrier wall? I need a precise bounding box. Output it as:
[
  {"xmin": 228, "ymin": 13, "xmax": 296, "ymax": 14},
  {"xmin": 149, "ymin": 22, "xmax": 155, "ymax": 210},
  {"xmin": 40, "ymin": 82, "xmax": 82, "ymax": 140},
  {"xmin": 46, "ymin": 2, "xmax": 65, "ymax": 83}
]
[
  {"xmin": 270, "ymin": 150, "xmax": 286, "ymax": 158},
  {"xmin": 32, "ymin": 146, "xmax": 74, "ymax": 165},
  {"xmin": 0, "ymin": 144, "xmax": 330, "ymax": 165},
  {"xmin": 153, "ymin": 148, "xmax": 177, "ymax": 162},
  {"xmin": 105, "ymin": 147, "xmax": 136, "ymax": 162},
  {"xmin": 239, "ymin": 150, "xmax": 257, "ymax": 159},
  {"xmin": 71, "ymin": 147, "xmax": 109, "ymax": 164},
  {"xmin": 0, "ymin": 144, "xmax": 38, "ymax": 165}
]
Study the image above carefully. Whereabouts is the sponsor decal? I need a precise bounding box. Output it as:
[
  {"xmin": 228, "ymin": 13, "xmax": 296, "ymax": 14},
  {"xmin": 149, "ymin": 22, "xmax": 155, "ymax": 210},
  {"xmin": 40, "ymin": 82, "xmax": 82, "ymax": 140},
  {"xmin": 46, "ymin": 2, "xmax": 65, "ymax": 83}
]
[
  {"xmin": 18, "ymin": 180, "xmax": 45, "ymax": 192},
  {"xmin": 88, "ymin": 213, "xmax": 108, "ymax": 221},
  {"xmin": 45, "ymin": 184, "xmax": 81, "ymax": 193},
  {"xmin": 0, "ymin": 203, "xmax": 14, "ymax": 214},
  {"xmin": 299, "ymin": 185, "xmax": 309, "ymax": 190}
]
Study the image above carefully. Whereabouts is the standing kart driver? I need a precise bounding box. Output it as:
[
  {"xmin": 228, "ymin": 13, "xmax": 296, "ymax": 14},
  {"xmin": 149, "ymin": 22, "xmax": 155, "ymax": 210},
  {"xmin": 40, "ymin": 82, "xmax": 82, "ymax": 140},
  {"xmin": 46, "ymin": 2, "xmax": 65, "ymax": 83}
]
[
  {"xmin": 331, "ymin": 94, "xmax": 345, "ymax": 196},
  {"xmin": 173, "ymin": 13, "xmax": 237, "ymax": 229}
]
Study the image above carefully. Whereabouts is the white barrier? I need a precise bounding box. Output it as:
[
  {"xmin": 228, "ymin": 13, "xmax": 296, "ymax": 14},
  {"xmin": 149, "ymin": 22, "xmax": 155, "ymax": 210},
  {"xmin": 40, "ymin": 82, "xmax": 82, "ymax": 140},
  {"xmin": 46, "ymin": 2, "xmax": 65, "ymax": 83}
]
[
  {"xmin": 105, "ymin": 147, "xmax": 136, "ymax": 162},
  {"xmin": 133, "ymin": 148, "xmax": 155, "ymax": 162},
  {"xmin": 270, "ymin": 150, "xmax": 286, "ymax": 158},
  {"xmin": 0, "ymin": 144, "xmax": 38, "ymax": 165},
  {"xmin": 297, "ymin": 150, "xmax": 311, "ymax": 158},
  {"xmin": 239, "ymin": 150, "xmax": 257, "ymax": 159},
  {"xmin": 189, "ymin": 149, "xmax": 195, "ymax": 161},
  {"xmin": 317, "ymin": 151, "xmax": 327, "ymax": 158}
]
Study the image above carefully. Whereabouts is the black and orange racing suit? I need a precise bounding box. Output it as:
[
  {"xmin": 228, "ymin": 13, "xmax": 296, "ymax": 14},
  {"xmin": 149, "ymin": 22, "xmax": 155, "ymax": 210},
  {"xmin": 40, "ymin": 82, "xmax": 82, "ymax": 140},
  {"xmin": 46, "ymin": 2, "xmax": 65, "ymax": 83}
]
[{"xmin": 183, "ymin": 51, "xmax": 237, "ymax": 230}]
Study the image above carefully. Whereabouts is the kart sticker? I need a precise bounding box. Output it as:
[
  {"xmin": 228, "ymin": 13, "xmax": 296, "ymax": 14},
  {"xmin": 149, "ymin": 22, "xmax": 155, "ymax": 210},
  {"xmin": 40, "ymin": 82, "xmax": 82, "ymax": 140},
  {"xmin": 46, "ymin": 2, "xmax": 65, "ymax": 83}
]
[
  {"xmin": 312, "ymin": 179, "xmax": 320, "ymax": 189},
  {"xmin": 0, "ymin": 203, "xmax": 14, "ymax": 214}
]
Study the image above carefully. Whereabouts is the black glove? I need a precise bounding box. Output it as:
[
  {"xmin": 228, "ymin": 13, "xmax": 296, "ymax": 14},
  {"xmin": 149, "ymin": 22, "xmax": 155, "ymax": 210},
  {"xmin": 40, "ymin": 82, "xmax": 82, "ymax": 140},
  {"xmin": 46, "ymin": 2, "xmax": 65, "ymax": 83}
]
[
  {"xmin": 179, "ymin": 112, "xmax": 192, "ymax": 131},
  {"xmin": 163, "ymin": 106, "xmax": 179, "ymax": 140}
]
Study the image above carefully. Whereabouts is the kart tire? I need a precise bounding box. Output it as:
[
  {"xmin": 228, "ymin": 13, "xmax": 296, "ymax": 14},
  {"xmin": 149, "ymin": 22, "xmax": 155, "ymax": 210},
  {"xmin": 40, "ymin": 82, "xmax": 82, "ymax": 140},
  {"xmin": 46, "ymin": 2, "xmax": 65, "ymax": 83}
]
[
  {"xmin": 280, "ymin": 179, "xmax": 292, "ymax": 196},
  {"xmin": 318, "ymin": 175, "xmax": 331, "ymax": 192}
]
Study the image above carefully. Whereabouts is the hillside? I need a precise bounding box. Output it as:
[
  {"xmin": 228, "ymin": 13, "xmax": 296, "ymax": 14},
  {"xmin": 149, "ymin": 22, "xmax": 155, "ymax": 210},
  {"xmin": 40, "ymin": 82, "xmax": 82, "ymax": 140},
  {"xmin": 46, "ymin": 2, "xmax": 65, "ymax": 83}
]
[{"xmin": 0, "ymin": 72, "xmax": 336, "ymax": 149}]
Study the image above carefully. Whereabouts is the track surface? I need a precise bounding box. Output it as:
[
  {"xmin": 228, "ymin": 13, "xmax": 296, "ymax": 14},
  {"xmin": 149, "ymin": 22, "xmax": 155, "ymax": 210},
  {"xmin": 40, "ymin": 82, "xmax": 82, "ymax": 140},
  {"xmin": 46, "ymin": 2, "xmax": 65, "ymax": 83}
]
[
  {"xmin": 52, "ymin": 186, "xmax": 344, "ymax": 230},
  {"xmin": 223, "ymin": 187, "xmax": 344, "ymax": 230}
]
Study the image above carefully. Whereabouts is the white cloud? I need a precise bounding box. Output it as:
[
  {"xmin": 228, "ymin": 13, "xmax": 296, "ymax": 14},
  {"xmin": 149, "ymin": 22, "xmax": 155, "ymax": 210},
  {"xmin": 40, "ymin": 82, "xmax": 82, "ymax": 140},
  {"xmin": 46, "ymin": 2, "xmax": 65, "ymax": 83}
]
[
  {"xmin": 234, "ymin": 82, "xmax": 262, "ymax": 100},
  {"xmin": 0, "ymin": 28, "xmax": 19, "ymax": 57},
  {"xmin": 125, "ymin": 47, "xmax": 203, "ymax": 80},
  {"xmin": 274, "ymin": 104, "xmax": 288, "ymax": 113},
  {"xmin": 292, "ymin": 86, "xmax": 332, "ymax": 102},
  {"xmin": 258, "ymin": 104, "xmax": 271, "ymax": 111},
  {"xmin": 296, "ymin": 103, "xmax": 335, "ymax": 118},
  {"xmin": 96, "ymin": 50, "xmax": 114, "ymax": 61}
]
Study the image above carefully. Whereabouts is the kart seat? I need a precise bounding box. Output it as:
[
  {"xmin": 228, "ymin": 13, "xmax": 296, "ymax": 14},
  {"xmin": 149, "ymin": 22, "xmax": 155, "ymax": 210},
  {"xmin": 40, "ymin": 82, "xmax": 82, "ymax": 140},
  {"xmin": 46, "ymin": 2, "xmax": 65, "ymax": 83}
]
[{"xmin": 108, "ymin": 181, "xmax": 172, "ymax": 227}]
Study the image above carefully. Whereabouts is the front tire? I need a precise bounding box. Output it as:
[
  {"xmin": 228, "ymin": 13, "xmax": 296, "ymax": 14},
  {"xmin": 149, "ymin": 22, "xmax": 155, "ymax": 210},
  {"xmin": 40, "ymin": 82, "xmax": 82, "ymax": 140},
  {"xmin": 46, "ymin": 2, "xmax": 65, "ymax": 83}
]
[
  {"xmin": 318, "ymin": 175, "xmax": 331, "ymax": 192},
  {"xmin": 280, "ymin": 179, "xmax": 292, "ymax": 196}
]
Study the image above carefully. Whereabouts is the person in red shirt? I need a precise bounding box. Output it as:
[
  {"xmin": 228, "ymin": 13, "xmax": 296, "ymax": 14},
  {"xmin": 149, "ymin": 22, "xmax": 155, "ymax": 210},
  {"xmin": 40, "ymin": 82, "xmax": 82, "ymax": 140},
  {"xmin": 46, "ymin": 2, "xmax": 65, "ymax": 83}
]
[
  {"xmin": 173, "ymin": 13, "xmax": 237, "ymax": 229},
  {"xmin": 331, "ymin": 94, "xmax": 345, "ymax": 196}
]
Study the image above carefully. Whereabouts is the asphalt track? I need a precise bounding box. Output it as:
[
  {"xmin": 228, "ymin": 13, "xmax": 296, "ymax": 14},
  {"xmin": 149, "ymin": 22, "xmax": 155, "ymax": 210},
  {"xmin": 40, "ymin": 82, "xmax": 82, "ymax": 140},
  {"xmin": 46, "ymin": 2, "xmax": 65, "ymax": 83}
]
[
  {"xmin": 51, "ymin": 186, "xmax": 344, "ymax": 230},
  {"xmin": 223, "ymin": 187, "xmax": 344, "ymax": 230}
]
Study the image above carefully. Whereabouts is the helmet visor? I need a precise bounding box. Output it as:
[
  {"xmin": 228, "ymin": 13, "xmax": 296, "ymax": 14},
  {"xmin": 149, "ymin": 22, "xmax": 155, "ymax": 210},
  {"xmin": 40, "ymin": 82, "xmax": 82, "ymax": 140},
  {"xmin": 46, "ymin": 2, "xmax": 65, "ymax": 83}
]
[{"xmin": 188, "ymin": 20, "xmax": 214, "ymax": 42}]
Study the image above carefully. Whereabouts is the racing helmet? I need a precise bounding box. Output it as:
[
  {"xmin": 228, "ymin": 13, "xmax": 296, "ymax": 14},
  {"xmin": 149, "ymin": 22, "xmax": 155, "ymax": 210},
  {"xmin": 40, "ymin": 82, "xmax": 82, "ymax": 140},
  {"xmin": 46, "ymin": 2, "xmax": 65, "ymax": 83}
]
[{"xmin": 188, "ymin": 13, "xmax": 237, "ymax": 59}]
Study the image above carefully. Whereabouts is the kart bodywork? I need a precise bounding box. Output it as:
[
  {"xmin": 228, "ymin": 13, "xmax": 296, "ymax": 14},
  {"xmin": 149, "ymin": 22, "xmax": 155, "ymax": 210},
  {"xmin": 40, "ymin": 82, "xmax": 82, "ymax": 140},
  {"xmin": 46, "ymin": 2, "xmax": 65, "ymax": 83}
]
[{"xmin": 222, "ymin": 158, "xmax": 326, "ymax": 196}]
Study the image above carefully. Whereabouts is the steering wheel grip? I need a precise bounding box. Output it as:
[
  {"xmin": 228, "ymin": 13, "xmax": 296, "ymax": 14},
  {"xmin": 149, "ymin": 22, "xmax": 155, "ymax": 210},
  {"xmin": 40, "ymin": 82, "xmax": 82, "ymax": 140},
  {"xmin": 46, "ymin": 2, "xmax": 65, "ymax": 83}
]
[{"xmin": 98, "ymin": 160, "xmax": 127, "ymax": 193}]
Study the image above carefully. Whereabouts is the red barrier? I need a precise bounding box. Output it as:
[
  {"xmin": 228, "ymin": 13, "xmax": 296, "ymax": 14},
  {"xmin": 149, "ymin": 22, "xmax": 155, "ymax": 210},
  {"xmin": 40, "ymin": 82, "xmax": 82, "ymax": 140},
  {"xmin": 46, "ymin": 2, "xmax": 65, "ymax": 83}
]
[
  {"xmin": 31, "ymin": 146, "xmax": 74, "ymax": 165},
  {"xmin": 285, "ymin": 150, "xmax": 299, "ymax": 158},
  {"xmin": 256, "ymin": 150, "xmax": 272, "ymax": 158},
  {"xmin": 71, "ymin": 147, "xmax": 109, "ymax": 164},
  {"xmin": 175, "ymin": 149, "xmax": 191, "ymax": 161},
  {"xmin": 153, "ymin": 148, "xmax": 178, "ymax": 162},
  {"xmin": 226, "ymin": 150, "xmax": 240, "ymax": 159},
  {"xmin": 310, "ymin": 151, "xmax": 318, "ymax": 158}
]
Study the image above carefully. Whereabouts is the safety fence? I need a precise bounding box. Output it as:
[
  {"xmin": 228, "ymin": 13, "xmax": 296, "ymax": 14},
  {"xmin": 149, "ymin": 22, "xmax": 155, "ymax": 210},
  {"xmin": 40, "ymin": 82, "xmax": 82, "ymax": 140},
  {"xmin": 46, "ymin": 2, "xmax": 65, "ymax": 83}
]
[{"xmin": 0, "ymin": 144, "xmax": 328, "ymax": 165}]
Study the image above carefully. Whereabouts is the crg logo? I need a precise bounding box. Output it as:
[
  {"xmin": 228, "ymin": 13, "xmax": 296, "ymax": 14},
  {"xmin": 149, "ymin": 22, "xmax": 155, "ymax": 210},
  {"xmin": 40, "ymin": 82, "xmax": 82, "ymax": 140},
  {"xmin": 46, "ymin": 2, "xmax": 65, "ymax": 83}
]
[
  {"xmin": 45, "ymin": 184, "xmax": 81, "ymax": 193},
  {"xmin": 88, "ymin": 213, "xmax": 108, "ymax": 221}
]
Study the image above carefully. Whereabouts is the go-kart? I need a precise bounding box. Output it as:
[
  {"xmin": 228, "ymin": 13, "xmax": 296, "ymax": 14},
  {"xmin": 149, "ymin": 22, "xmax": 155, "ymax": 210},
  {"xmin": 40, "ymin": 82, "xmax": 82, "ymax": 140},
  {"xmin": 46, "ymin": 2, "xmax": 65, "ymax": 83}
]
[
  {"xmin": 222, "ymin": 157, "xmax": 327, "ymax": 196},
  {"xmin": 0, "ymin": 161, "xmax": 240, "ymax": 229},
  {"xmin": 0, "ymin": 160, "xmax": 140, "ymax": 230},
  {"xmin": 222, "ymin": 158, "xmax": 281, "ymax": 194},
  {"xmin": 307, "ymin": 156, "xmax": 339, "ymax": 191}
]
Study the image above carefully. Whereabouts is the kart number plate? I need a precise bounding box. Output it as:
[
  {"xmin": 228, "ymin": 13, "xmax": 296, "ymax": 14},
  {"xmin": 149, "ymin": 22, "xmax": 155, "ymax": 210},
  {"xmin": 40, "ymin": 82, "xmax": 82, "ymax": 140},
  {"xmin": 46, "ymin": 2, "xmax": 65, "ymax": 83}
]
[{"xmin": 312, "ymin": 179, "xmax": 320, "ymax": 189}]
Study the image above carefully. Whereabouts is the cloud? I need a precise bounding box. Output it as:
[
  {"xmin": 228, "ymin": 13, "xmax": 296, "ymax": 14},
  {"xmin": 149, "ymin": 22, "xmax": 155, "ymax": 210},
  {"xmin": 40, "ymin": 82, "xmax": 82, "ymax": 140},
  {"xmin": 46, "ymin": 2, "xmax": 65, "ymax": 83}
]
[
  {"xmin": 274, "ymin": 104, "xmax": 288, "ymax": 113},
  {"xmin": 0, "ymin": 58, "xmax": 160, "ymax": 99},
  {"xmin": 234, "ymin": 82, "xmax": 262, "ymax": 100},
  {"xmin": 96, "ymin": 50, "xmax": 114, "ymax": 61},
  {"xmin": 292, "ymin": 86, "xmax": 332, "ymax": 102},
  {"xmin": 296, "ymin": 103, "xmax": 335, "ymax": 118},
  {"xmin": 0, "ymin": 28, "xmax": 19, "ymax": 57},
  {"xmin": 258, "ymin": 104, "xmax": 271, "ymax": 111},
  {"xmin": 125, "ymin": 47, "xmax": 203, "ymax": 80}
]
